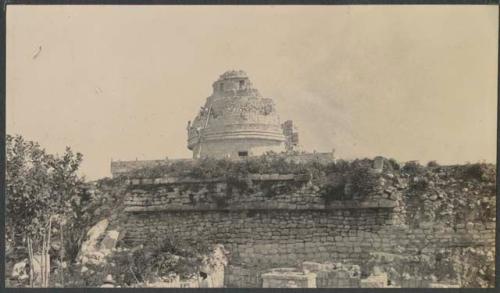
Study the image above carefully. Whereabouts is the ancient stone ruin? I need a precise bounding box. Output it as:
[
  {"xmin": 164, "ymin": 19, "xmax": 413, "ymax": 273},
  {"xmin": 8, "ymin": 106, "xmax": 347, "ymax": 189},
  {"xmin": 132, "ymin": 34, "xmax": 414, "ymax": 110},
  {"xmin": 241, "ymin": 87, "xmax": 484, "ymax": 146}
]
[
  {"xmin": 110, "ymin": 70, "xmax": 316, "ymax": 177},
  {"xmin": 121, "ymin": 159, "xmax": 495, "ymax": 287},
  {"xmin": 187, "ymin": 70, "xmax": 298, "ymax": 159},
  {"xmin": 106, "ymin": 70, "xmax": 495, "ymax": 288}
]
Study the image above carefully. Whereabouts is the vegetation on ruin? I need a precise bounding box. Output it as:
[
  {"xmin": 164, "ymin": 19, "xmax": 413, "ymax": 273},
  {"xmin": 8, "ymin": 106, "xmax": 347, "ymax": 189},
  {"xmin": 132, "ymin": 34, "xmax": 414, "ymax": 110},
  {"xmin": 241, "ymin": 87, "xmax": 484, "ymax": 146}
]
[
  {"xmin": 66, "ymin": 235, "xmax": 212, "ymax": 287},
  {"xmin": 6, "ymin": 136, "xmax": 496, "ymax": 288},
  {"xmin": 402, "ymin": 160, "xmax": 496, "ymax": 226},
  {"xmin": 127, "ymin": 151, "xmax": 332, "ymax": 179},
  {"xmin": 126, "ymin": 152, "xmax": 495, "ymax": 207},
  {"xmin": 63, "ymin": 177, "xmax": 129, "ymax": 262},
  {"xmin": 367, "ymin": 245, "xmax": 495, "ymax": 288},
  {"xmin": 126, "ymin": 152, "xmax": 386, "ymax": 202},
  {"xmin": 6, "ymin": 134, "xmax": 85, "ymax": 287},
  {"xmin": 6, "ymin": 135, "xmax": 140, "ymax": 287}
]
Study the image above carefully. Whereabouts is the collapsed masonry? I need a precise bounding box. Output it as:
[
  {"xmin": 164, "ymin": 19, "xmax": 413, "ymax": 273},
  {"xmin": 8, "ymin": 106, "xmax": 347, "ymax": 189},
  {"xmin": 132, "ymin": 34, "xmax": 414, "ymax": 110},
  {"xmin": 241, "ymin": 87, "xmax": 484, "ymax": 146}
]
[{"xmin": 121, "ymin": 158, "xmax": 496, "ymax": 287}]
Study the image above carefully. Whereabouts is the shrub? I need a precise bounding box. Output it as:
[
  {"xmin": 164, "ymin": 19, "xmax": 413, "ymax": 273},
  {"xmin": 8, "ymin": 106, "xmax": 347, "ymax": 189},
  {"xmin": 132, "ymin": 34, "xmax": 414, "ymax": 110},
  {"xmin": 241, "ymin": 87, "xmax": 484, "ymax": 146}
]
[
  {"xmin": 320, "ymin": 182, "xmax": 346, "ymax": 203},
  {"xmin": 402, "ymin": 161, "xmax": 424, "ymax": 175},
  {"xmin": 463, "ymin": 163, "xmax": 496, "ymax": 182},
  {"xmin": 128, "ymin": 155, "xmax": 386, "ymax": 202},
  {"xmin": 427, "ymin": 160, "xmax": 440, "ymax": 168},
  {"xmin": 67, "ymin": 235, "xmax": 213, "ymax": 287},
  {"xmin": 349, "ymin": 160, "xmax": 379, "ymax": 197},
  {"xmin": 258, "ymin": 180, "xmax": 303, "ymax": 198},
  {"xmin": 386, "ymin": 158, "xmax": 401, "ymax": 171},
  {"xmin": 134, "ymin": 234, "xmax": 210, "ymax": 280},
  {"xmin": 128, "ymin": 152, "xmax": 334, "ymax": 181}
]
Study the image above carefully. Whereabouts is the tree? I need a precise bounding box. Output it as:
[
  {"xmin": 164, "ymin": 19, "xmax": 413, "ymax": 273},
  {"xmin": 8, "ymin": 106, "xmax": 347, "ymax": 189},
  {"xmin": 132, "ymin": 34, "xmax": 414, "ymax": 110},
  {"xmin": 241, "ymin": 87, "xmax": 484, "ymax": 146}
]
[{"xmin": 6, "ymin": 134, "xmax": 84, "ymax": 287}]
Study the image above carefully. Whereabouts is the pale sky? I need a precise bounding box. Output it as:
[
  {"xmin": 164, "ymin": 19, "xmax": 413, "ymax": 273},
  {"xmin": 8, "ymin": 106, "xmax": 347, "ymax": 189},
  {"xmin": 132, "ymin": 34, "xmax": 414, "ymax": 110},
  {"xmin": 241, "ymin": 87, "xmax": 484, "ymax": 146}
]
[{"xmin": 7, "ymin": 5, "xmax": 498, "ymax": 180}]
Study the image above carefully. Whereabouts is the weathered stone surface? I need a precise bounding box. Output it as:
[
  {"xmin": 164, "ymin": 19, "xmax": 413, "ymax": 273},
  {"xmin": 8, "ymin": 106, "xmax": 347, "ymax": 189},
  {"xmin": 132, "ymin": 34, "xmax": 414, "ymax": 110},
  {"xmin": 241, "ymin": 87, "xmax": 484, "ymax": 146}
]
[
  {"xmin": 11, "ymin": 259, "xmax": 28, "ymax": 281},
  {"xmin": 99, "ymin": 230, "xmax": 120, "ymax": 251},
  {"xmin": 123, "ymin": 176, "xmax": 395, "ymax": 212},
  {"xmin": 122, "ymin": 164, "xmax": 496, "ymax": 288},
  {"xmin": 360, "ymin": 273, "xmax": 388, "ymax": 288},
  {"xmin": 187, "ymin": 71, "xmax": 289, "ymax": 159},
  {"xmin": 78, "ymin": 219, "xmax": 120, "ymax": 265},
  {"xmin": 79, "ymin": 219, "xmax": 109, "ymax": 261},
  {"xmin": 373, "ymin": 156, "xmax": 385, "ymax": 171},
  {"xmin": 200, "ymin": 244, "xmax": 228, "ymax": 288},
  {"xmin": 262, "ymin": 269, "xmax": 316, "ymax": 288},
  {"xmin": 302, "ymin": 261, "xmax": 360, "ymax": 288},
  {"xmin": 429, "ymin": 283, "xmax": 460, "ymax": 288}
]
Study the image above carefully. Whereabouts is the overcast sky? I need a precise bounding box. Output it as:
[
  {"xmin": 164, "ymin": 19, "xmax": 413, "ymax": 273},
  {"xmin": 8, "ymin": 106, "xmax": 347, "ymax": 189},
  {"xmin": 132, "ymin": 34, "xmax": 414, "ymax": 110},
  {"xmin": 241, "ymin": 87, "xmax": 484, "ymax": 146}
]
[{"xmin": 7, "ymin": 5, "xmax": 498, "ymax": 179}]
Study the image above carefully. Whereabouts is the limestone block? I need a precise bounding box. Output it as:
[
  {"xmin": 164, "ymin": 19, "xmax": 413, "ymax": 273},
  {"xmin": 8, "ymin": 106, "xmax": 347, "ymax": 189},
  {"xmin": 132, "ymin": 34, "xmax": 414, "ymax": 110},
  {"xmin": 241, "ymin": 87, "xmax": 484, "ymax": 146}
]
[
  {"xmin": 262, "ymin": 269, "xmax": 316, "ymax": 288},
  {"xmin": 146, "ymin": 275, "xmax": 181, "ymax": 287},
  {"xmin": 294, "ymin": 174, "xmax": 311, "ymax": 182},
  {"xmin": 270, "ymin": 174, "xmax": 280, "ymax": 180},
  {"xmin": 373, "ymin": 156, "xmax": 385, "ymax": 171},
  {"xmin": 11, "ymin": 259, "xmax": 29, "ymax": 281},
  {"xmin": 429, "ymin": 283, "xmax": 460, "ymax": 288},
  {"xmin": 200, "ymin": 244, "xmax": 228, "ymax": 288},
  {"xmin": 78, "ymin": 219, "xmax": 109, "ymax": 262},
  {"xmin": 99, "ymin": 230, "xmax": 120, "ymax": 251},
  {"xmin": 302, "ymin": 261, "xmax": 325, "ymax": 272},
  {"xmin": 279, "ymin": 174, "xmax": 295, "ymax": 180},
  {"xmin": 180, "ymin": 278, "xmax": 200, "ymax": 288},
  {"xmin": 360, "ymin": 273, "xmax": 388, "ymax": 288}
]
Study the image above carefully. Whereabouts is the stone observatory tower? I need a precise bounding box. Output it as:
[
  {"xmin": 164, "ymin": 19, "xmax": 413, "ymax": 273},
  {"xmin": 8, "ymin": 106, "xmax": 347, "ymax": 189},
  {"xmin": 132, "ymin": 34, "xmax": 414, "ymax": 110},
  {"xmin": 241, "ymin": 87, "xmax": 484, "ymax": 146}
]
[{"xmin": 187, "ymin": 70, "xmax": 293, "ymax": 159}]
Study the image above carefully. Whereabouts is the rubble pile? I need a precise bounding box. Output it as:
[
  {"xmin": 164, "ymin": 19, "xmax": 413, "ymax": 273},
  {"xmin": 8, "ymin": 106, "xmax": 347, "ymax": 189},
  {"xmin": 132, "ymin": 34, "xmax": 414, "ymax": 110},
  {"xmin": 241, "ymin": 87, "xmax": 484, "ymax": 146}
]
[{"xmin": 363, "ymin": 161, "xmax": 496, "ymax": 288}]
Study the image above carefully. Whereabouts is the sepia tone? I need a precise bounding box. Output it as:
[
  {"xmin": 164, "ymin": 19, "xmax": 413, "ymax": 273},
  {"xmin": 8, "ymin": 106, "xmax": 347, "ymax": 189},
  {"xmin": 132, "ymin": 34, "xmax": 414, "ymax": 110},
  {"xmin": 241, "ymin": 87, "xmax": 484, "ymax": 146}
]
[
  {"xmin": 7, "ymin": 5, "xmax": 497, "ymax": 180},
  {"xmin": 5, "ymin": 5, "xmax": 498, "ymax": 288}
]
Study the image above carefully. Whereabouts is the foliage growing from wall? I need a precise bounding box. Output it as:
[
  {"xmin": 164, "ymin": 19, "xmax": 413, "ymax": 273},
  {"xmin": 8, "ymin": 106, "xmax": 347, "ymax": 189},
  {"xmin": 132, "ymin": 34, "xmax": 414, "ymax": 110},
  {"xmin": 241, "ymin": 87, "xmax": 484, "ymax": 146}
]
[
  {"xmin": 349, "ymin": 159, "xmax": 380, "ymax": 196},
  {"xmin": 66, "ymin": 234, "xmax": 212, "ymax": 287},
  {"xmin": 128, "ymin": 153, "xmax": 389, "ymax": 204},
  {"xmin": 402, "ymin": 160, "xmax": 425, "ymax": 175},
  {"xmin": 127, "ymin": 151, "xmax": 333, "ymax": 180},
  {"xmin": 427, "ymin": 161, "xmax": 440, "ymax": 168},
  {"xmin": 367, "ymin": 245, "xmax": 495, "ymax": 288},
  {"xmin": 462, "ymin": 163, "xmax": 496, "ymax": 182},
  {"xmin": 402, "ymin": 162, "xmax": 496, "ymax": 227},
  {"xmin": 319, "ymin": 159, "xmax": 380, "ymax": 202}
]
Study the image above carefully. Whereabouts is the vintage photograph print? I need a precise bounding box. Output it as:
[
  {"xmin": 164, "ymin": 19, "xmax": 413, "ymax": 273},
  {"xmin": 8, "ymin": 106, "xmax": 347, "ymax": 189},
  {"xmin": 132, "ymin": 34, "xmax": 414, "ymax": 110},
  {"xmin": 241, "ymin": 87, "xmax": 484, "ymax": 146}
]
[{"xmin": 5, "ymin": 5, "xmax": 498, "ymax": 288}]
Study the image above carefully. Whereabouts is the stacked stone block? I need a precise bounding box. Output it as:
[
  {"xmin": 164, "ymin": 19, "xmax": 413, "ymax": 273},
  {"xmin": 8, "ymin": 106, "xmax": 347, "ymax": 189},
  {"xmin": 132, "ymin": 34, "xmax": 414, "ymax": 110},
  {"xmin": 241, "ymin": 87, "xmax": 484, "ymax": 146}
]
[
  {"xmin": 122, "ymin": 171, "xmax": 495, "ymax": 287},
  {"xmin": 261, "ymin": 268, "xmax": 316, "ymax": 288}
]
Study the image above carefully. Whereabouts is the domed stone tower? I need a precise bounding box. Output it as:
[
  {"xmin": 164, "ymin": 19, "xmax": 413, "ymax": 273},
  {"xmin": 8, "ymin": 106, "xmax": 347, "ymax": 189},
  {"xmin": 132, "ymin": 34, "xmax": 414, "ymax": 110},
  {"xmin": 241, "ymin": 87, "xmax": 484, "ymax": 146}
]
[{"xmin": 187, "ymin": 70, "xmax": 291, "ymax": 159}]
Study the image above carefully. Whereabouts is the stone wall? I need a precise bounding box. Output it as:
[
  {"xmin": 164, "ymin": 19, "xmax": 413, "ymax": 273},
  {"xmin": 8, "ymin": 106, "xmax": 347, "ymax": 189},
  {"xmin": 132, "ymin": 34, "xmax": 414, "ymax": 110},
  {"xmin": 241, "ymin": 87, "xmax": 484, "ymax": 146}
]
[
  {"xmin": 122, "ymin": 166, "xmax": 495, "ymax": 287},
  {"xmin": 110, "ymin": 159, "xmax": 193, "ymax": 178}
]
